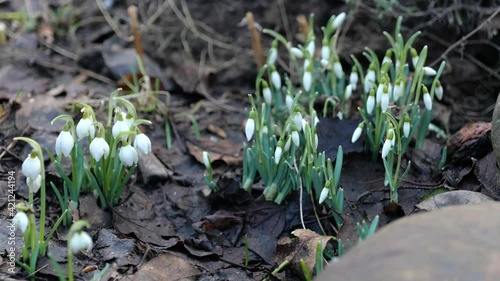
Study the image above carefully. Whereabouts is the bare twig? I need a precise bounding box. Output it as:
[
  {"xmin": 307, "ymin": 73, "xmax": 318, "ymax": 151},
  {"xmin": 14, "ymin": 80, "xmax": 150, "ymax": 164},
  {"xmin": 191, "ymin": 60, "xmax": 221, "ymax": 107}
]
[
  {"xmin": 429, "ymin": 7, "xmax": 500, "ymax": 67},
  {"xmin": 96, "ymin": 0, "xmax": 133, "ymax": 42},
  {"xmin": 246, "ymin": 12, "xmax": 264, "ymax": 69},
  {"xmin": 128, "ymin": 5, "xmax": 144, "ymax": 61}
]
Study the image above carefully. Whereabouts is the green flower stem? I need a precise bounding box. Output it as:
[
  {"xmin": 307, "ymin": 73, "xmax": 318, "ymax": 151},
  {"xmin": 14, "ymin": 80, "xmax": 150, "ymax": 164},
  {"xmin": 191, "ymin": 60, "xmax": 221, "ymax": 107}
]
[
  {"xmin": 114, "ymin": 97, "xmax": 137, "ymax": 120},
  {"xmin": 67, "ymin": 220, "xmax": 90, "ymax": 281},
  {"xmin": 14, "ymin": 137, "xmax": 46, "ymax": 255},
  {"xmin": 107, "ymin": 89, "xmax": 122, "ymax": 127},
  {"xmin": 51, "ymin": 114, "xmax": 76, "ymax": 140}
]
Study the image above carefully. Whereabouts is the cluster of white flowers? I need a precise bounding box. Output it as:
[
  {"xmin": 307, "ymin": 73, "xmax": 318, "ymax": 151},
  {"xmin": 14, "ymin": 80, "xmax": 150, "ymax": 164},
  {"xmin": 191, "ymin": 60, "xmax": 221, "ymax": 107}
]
[{"xmin": 53, "ymin": 108, "xmax": 152, "ymax": 168}]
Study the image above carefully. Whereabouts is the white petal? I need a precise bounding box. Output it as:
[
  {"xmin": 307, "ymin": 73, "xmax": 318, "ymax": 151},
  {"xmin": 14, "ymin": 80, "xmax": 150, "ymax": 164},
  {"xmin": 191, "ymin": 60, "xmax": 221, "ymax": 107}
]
[
  {"xmin": 303, "ymin": 71, "xmax": 312, "ymax": 92},
  {"xmin": 112, "ymin": 120, "xmax": 130, "ymax": 140},
  {"xmin": 344, "ymin": 84, "xmax": 352, "ymax": 100},
  {"xmin": 381, "ymin": 139, "xmax": 392, "ymax": 158},
  {"xmin": 321, "ymin": 46, "xmax": 330, "ymax": 61},
  {"xmin": 76, "ymin": 118, "xmax": 93, "ymax": 140},
  {"xmin": 332, "ymin": 12, "xmax": 346, "ymax": 29},
  {"xmin": 423, "ymin": 92, "xmax": 432, "ymax": 111},
  {"xmin": 285, "ymin": 95, "xmax": 294, "ymax": 113},
  {"xmin": 290, "ymin": 47, "xmax": 303, "ymax": 59},
  {"xmin": 56, "ymin": 131, "xmax": 74, "ymax": 157},
  {"xmin": 435, "ymin": 86, "xmax": 443, "ymax": 100},
  {"xmin": 27, "ymin": 174, "xmax": 42, "ymax": 193},
  {"xmin": 351, "ymin": 127, "xmax": 362, "ymax": 143},
  {"xmin": 423, "ymin": 67, "xmax": 436, "ymax": 76},
  {"xmin": 89, "ymin": 137, "xmax": 110, "ymax": 161},
  {"xmin": 349, "ymin": 72, "xmax": 358, "ymax": 90},
  {"xmin": 319, "ymin": 187, "xmax": 329, "ymax": 204},
  {"xmin": 271, "ymin": 71, "xmax": 281, "ymax": 89},
  {"xmin": 267, "ymin": 48, "xmax": 277, "ymax": 65},
  {"xmin": 293, "ymin": 112, "xmax": 303, "ymax": 132},
  {"xmin": 364, "ymin": 70, "xmax": 375, "ymax": 94},
  {"xmin": 245, "ymin": 118, "xmax": 255, "ymax": 141},
  {"xmin": 22, "ymin": 154, "xmax": 41, "ymax": 179},
  {"xmin": 306, "ymin": 40, "xmax": 315, "ymax": 57},
  {"xmin": 274, "ymin": 147, "xmax": 282, "ymax": 165},
  {"xmin": 292, "ymin": 131, "xmax": 300, "ymax": 147},
  {"xmin": 202, "ymin": 151, "xmax": 210, "ymax": 168},
  {"xmin": 69, "ymin": 231, "xmax": 93, "ymax": 253},
  {"xmin": 403, "ymin": 122, "xmax": 411, "ymax": 138},
  {"xmin": 133, "ymin": 133, "xmax": 152, "ymax": 156},
  {"xmin": 381, "ymin": 92, "xmax": 389, "ymax": 112},
  {"xmin": 333, "ymin": 62, "xmax": 344, "ymax": 79},
  {"xmin": 263, "ymin": 87, "xmax": 272, "ymax": 105},
  {"xmin": 13, "ymin": 212, "xmax": 29, "ymax": 233},
  {"xmin": 119, "ymin": 145, "xmax": 139, "ymax": 166},
  {"xmin": 366, "ymin": 95, "xmax": 375, "ymax": 115}
]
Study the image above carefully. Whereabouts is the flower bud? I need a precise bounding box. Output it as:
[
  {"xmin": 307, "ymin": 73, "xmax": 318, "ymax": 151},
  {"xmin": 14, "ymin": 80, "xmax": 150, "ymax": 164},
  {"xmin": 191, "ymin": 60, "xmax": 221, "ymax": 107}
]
[
  {"xmin": 351, "ymin": 123, "xmax": 363, "ymax": 143},
  {"xmin": 393, "ymin": 79, "xmax": 404, "ymax": 101},
  {"xmin": 112, "ymin": 116, "xmax": 130, "ymax": 141},
  {"xmin": 290, "ymin": 47, "xmax": 304, "ymax": 59},
  {"xmin": 435, "ymin": 80, "xmax": 443, "ymax": 100},
  {"xmin": 350, "ymin": 67, "xmax": 358, "ymax": 91},
  {"xmin": 202, "ymin": 151, "xmax": 211, "ymax": 169},
  {"xmin": 303, "ymin": 70, "xmax": 312, "ymax": 92},
  {"xmin": 306, "ymin": 39, "xmax": 315, "ymax": 57},
  {"xmin": 381, "ymin": 130, "xmax": 394, "ymax": 158},
  {"xmin": 291, "ymin": 129, "xmax": 300, "ymax": 147},
  {"xmin": 274, "ymin": 142, "xmax": 283, "ymax": 165},
  {"xmin": 76, "ymin": 114, "xmax": 95, "ymax": 140},
  {"xmin": 422, "ymin": 86, "xmax": 432, "ymax": 110},
  {"xmin": 321, "ymin": 38, "xmax": 330, "ymax": 61},
  {"xmin": 267, "ymin": 40, "xmax": 278, "ymax": 65},
  {"xmin": 333, "ymin": 55, "xmax": 344, "ymax": 79},
  {"xmin": 262, "ymin": 80, "xmax": 272, "ymax": 105},
  {"xmin": 403, "ymin": 115, "xmax": 411, "ymax": 138},
  {"xmin": 245, "ymin": 110, "xmax": 256, "ymax": 141},
  {"xmin": 410, "ymin": 48, "xmax": 419, "ymax": 68},
  {"xmin": 381, "ymin": 86, "xmax": 390, "ymax": 112},
  {"xmin": 423, "ymin": 66, "xmax": 437, "ymax": 76},
  {"xmin": 364, "ymin": 66, "xmax": 376, "ymax": 94},
  {"xmin": 285, "ymin": 94, "xmax": 294, "ymax": 113},
  {"xmin": 344, "ymin": 84, "xmax": 352, "ymax": 100},
  {"xmin": 366, "ymin": 89, "xmax": 375, "ymax": 115},
  {"xmin": 332, "ymin": 12, "xmax": 346, "ymax": 29},
  {"xmin": 319, "ymin": 186, "xmax": 329, "ymax": 204}
]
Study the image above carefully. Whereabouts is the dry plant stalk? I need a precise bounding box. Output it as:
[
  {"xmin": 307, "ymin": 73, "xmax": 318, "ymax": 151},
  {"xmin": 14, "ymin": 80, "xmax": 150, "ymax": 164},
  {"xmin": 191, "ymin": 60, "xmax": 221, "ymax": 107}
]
[
  {"xmin": 296, "ymin": 15, "xmax": 309, "ymax": 43},
  {"xmin": 128, "ymin": 5, "xmax": 144, "ymax": 61},
  {"xmin": 246, "ymin": 12, "xmax": 264, "ymax": 69}
]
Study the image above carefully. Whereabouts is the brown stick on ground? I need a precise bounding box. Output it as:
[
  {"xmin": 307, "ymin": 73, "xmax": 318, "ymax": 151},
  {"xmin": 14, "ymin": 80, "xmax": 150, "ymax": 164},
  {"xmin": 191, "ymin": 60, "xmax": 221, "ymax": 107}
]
[
  {"xmin": 128, "ymin": 5, "xmax": 144, "ymax": 62},
  {"xmin": 246, "ymin": 12, "xmax": 264, "ymax": 69},
  {"xmin": 296, "ymin": 15, "xmax": 309, "ymax": 43}
]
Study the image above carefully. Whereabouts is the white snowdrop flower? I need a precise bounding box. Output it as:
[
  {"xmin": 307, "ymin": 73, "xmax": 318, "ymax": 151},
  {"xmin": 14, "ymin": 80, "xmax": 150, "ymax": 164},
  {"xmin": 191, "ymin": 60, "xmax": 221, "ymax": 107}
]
[
  {"xmin": 312, "ymin": 115, "xmax": 319, "ymax": 128},
  {"xmin": 267, "ymin": 41, "xmax": 278, "ymax": 65},
  {"xmin": 381, "ymin": 87, "xmax": 390, "ymax": 112},
  {"xmin": 274, "ymin": 146, "xmax": 282, "ymax": 165},
  {"xmin": 332, "ymin": 12, "xmax": 346, "ymax": 29},
  {"xmin": 55, "ymin": 129, "xmax": 74, "ymax": 158},
  {"xmin": 376, "ymin": 82, "xmax": 385, "ymax": 104},
  {"xmin": 403, "ymin": 116, "xmax": 411, "ymax": 138},
  {"xmin": 382, "ymin": 49, "xmax": 392, "ymax": 66},
  {"xmin": 245, "ymin": 113, "xmax": 256, "ymax": 141},
  {"xmin": 202, "ymin": 151, "xmax": 211, "ymax": 169},
  {"xmin": 381, "ymin": 136, "xmax": 393, "ymax": 159},
  {"xmin": 344, "ymin": 84, "xmax": 353, "ymax": 100},
  {"xmin": 271, "ymin": 71, "xmax": 281, "ymax": 90},
  {"xmin": 119, "ymin": 145, "xmax": 139, "ymax": 167},
  {"xmin": 262, "ymin": 82, "xmax": 272, "ymax": 105},
  {"xmin": 76, "ymin": 115, "xmax": 95, "ymax": 140},
  {"xmin": 123, "ymin": 113, "xmax": 134, "ymax": 129},
  {"xmin": 26, "ymin": 174, "xmax": 42, "ymax": 194},
  {"xmin": 364, "ymin": 68, "xmax": 376, "ymax": 94},
  {"xmin": 112, "ymin": 119, "xmax": 130, "ymax": 141},
  {"xmin": 89, "ymin": 137, "xmax": 110, "ymax": 161},
  {"xmin": 291, "ymin": 130, "xmax": 300, "ymax": 147},
  {"xmin": 333, "ymin": 57, "xmax": 344, "ymax": 79},
  {"xmin": 423, "ymin": 66, "xmax": 436, "ymax": 76},
  {"xmin": 303, "ymin": 59, "xmax": 311, "ymax": 70},
  {"xmin": 366, "ymin": 91, "xmax": 375, "ymax": 115},
  {"xmin": 423, "ymin": 91, "xmax": 432, "ymax": 111},
  {"xmin": 351, "ymin": 123, "xmax": 363, "ymax": 143},
  {"xmin": 349, "ymin": 69, "xmax": 358, "ymax": 91},
  {"xmin": 292, "ymin": 111, "xmax": 303, "ymax": 132},
  {"xmin": 337, "ymin": 112, "xmax": 343, "ymax": 120},
  {"xmin": 133, "ymin": 133, "xmax": 152, "ymax": 156},
  {"xmin": 301, "ymin": 118, "xmax": 308, "ymax": 131},
  {"xmin": 313, "ymin": 133, "xmax": 318, "ymax": 150},
  {"xmin": 303, "ymin": 71, "xmax": 312, "ymax": 92},
  {"xmin": 285, "ymin": 94, "xmax": 294, "ymax": 113},
  {"xmin": 284, "ymin": 137, "xmax": 292, "ymax": 152},
  {"xmin": 319, "ymin": 187, "xmax": 329, "ymax": 204},
  {"xmin": 320, "ymin": 58, "xmax": 329, "ymax": 68},
  {"xmin": 22, "ymin": 152, "xmax": 41, "ymax": 179},
  {"xmin": 410, "ymin": 48, "xmax": 419, "ymax": 68},
  {"xmin": 69, "ymin": 231, "xmax": 93, "ymax": 253},
  {"xmin": 13, "ymin": 212, "xmax": 29, "ymax": 233},
  {"xmin": 306, "ymin": 39, "xmax": 315, "ymax": 57},
  {"xmin": 393, "ymin": 80, "xmax": 404, "ymax": 101},
  {"xmin": 290, "ymin": 47, "xmax": 304, "ymax": 59},
  {"xmin": 321, "ymin": 43, "xmax": 330, "ymax": 61},
  {"xmin": 389, "ymin": 128, "xmax": 396, "ymax": 146},
  {"xmin": 435, "ymin": 81, "xmax": 444, "ymax": 100}
]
